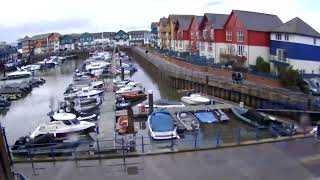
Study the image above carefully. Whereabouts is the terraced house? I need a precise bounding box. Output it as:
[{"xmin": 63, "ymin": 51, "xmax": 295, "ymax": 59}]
[
  {"xmin": 158, "ymin": 17, "xmax": 168, "ymax": 49},
  {"xmin": 270, "ymin": 17, "xmax": 320, "ymax": 75},
  {"xmin": 198, "ymin": 13, "xmax": 229, "ymax": 60},
  {"xmin": 30, "ymin": 33, "xmax": 60, "ymax": 54},
  {"xmin": 173, "ymin": 15, "xmax": 194, "ymax": 52}
]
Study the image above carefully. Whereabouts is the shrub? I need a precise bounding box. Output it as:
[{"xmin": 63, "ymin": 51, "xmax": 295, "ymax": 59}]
[
  {"xmin": 231, "ymin": 61, "xmax": 248, "ymax": 72},
  {"xmin": 279, "ymin": 66, "xmax": 303, "ymax": 88},
  {"xmin": 255, "ymin": 56, "xmax": 270, "ymax": 73}
]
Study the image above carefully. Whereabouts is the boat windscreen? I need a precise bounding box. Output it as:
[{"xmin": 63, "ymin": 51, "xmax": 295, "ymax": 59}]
[
  {"xmin": 71, "ymin": 119, "xmax": 80, "ymax": 125},
  {"xmin": 195, "ymin": 112, "xmax": 217, "ymax": 123},
  {"xmin": 150, "ymin": 113, "xmax": 174, "ymax": 132}
]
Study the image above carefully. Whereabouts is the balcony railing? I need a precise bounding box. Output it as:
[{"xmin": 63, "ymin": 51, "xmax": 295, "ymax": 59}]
[
  {"xmin": 270, "ymin": 55, "xmax": 289, "ymax": 64},
  {"xmin": 220, "ymin": 48, "xmax": 247, "ymax": 61}
]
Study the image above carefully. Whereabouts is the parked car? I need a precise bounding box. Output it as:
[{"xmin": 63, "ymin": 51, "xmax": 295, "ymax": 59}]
[{"xmin": 301, "ymin": 79, "xmax": 320, "ymax": 95}]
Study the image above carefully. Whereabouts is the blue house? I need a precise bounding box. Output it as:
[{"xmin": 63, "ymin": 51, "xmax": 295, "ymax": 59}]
[
  {"xmin": 150, "ymin": 22, "xmax": 159, "ymax": 46},
  {"xmin": 79, "ymin": 32, "xmax": 94, "ymax": 48},
  {"xmin": 270, "ymin": 17, "xmax": 320, "ymax": 75},
  {"xmin": 113, "ymin": 30, "xmax": 129, "ymax": 46}
]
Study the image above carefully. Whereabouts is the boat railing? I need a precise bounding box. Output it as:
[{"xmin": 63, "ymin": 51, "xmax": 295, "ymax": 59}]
[{"xmin": 8, "ymin": 126, "xmax": 308, "ymax": 165}]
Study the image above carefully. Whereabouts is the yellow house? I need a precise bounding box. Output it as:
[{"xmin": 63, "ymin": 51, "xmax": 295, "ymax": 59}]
[{"xmin": 159, "ymin": 17, "xmax": 168, "ymax": 49}]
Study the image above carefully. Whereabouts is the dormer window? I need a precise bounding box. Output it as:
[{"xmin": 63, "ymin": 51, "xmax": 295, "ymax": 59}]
[
  {"xmin": 285, "ymin": 34, "xmax": 289, "ymax": 41},
  {"xmin": 276, "ymin": 33, "xmax": 282, "ymax": 40}
]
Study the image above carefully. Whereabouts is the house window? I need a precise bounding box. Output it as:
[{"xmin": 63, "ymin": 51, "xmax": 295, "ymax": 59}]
[
  {"xmin": 276, "ymin": 33, "xmax": 282, "ymax": 40},
  {"xmin": 238, "ymin": 45, "xmax": 244, "ymax": 56},
  {"xmin": 237, "ymin": 31, "xmax": 244, "ymax": 42},
  {"xmin": 200, "ymin": 42, "xmax": 205, "ymax": 51},
  {"xmin": 285, "ymin": 34, "xmax": 289, "ymax": 41},
  {"xmin": 191, "ymin": 32, "xmax": 194, "ymax": 39},
  {"xmin": 203, "ymin": 30, "xmax": 207, "ymax": 40},
  {"xmin": 314, "ymin": 38, "xmax": 317, "ymax": 45},
  {"xmin": 196, "ymin": 31, "xmax": 199, "ymax": 39},
  {"xmin": 276, "ymin": 49, "xmax": 287, "ymax": 61},
  {"xmin": 208, "ymin": 42, "xmax": 213, "ymax": 52},
  {"xmin": 226, "ymin": 30, "xmax": 232, "ymax": 41},
  {"xmin": 210, "ymin": 29, "xmax": 214, "ymax": 40}
]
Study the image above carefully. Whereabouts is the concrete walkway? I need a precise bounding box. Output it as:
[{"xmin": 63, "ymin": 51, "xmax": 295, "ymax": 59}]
[{"xmin": 13, "ymin": 137, "xmax": 320, "ymax": 180}]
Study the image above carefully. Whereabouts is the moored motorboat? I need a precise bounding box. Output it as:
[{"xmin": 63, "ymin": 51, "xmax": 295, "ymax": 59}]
[
  {"xmin": 176, "ymin": 111, "xmax": 200, "ymax": 130},
  {"xmin": 120, "ymin": 92, "xmax": 147, "ymax": 101},
  {"xmin": 147, "ymin": 111, "xmax": 178, "ymax": 140},
  {"xmin": 2, "ymin": 69, "xmax": 32, "ymax": 80},
  {"xmin": 116, "ymin": 82, "xmax": 145, "ymax": 94},
  {"xmin": 30, "ymin": 113, "xmax": 96, "ymax": 139},
  {"xmin": 231, "ymin": 106, "xmax": 270, "ymax": 128},
  {"xmin": 181, "ymin": 93, "xmax": 211, "ymax": 105}
]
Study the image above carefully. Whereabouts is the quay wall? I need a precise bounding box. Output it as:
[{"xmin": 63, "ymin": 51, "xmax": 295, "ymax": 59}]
[{"xmin": 130, "ymin": 47, "xmax": 314, "ymax": 110}]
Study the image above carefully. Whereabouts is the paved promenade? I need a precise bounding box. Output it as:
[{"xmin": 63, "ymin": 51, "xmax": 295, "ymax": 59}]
[{"xmin": 13, "ymin": 137, "xmax": 320, "ymax": 180}]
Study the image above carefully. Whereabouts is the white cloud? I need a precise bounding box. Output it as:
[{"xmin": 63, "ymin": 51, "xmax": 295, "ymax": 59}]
[{"xmin": 0, "ymin": 0, "xmax": 319, "ymax": 42}]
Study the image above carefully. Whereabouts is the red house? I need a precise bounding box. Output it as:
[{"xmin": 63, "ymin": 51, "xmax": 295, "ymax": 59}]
[
  {"xmin": 173, "ymin": 15, "xmax": 194, "ymax": 52},
  {"xmin": 220, "ymin": 10, "xmax": 282, "ymax": 66},
  {"xmin": 188, "ymin": 16, "xmax": 203, "ymax": 54},
  {"xmin": 198, "ymin": 13, "xmax": 229, "ymax": 60}
]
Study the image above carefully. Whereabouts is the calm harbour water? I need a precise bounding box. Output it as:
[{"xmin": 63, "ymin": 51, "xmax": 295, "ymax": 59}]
[{"xmin": 0, "ymin": 56, "xmax": 180, "ymax": 144}]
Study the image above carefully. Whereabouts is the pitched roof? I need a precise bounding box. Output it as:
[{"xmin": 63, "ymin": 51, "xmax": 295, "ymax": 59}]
[
  {"xmin": 194, "ymin": 16, "xmax": 203, "ymax": 24},
  {"xmin": 271, "ymin": 17, "xmax": 320, "ymax": 37},
  {"xmin": 231, "ymin": 10, "xmax": 283, "ymax": 31},
  {"xmin": 169, "ymin": 15, "xmax": 194, "ymax": 25},
  {"xmin": 159, "ymin": 17, "xmax": 168, "ymax": 25},
  {"xmin": 176, "ymin": 15, "xmax": 194, "ymax": 31},
  {"xmin": 151, "ymin": 22, "xmax": 158, "ymax": 28},
  {"xmin": 30, "ymin": 33, "xmax": 52, "ymax": 40},
  {"xmin": 204, "ymin": 13, "xmax": 229, "ymax": 29}
]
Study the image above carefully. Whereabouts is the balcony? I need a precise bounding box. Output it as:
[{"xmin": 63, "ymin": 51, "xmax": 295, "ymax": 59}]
[
  {"xmin": 270, "ymin": 55, "xmax": 289, "ymax": 66},
  {"xmin": 220, "ymin": 48, "xmax": 247, "ymax": 62}
]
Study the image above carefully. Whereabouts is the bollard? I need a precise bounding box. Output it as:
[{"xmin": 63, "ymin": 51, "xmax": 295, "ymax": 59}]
[
  {"xmin": 96, "ymin": 139, "xmax": 101, "ymax": 162},
  {"xmin": 171, "ymin": 134, "xmax": 174, "ymax": 152},
  {"xmin": 73, "ymin": 147, "xmax": 78, "ymax": 166},
  {"xmin": 148, "ymin": 90, "xmax": 154, "ymax": 115},
  {"xmin": 141, "ymin": 136, "xmax": 145, "ymax": 153}
]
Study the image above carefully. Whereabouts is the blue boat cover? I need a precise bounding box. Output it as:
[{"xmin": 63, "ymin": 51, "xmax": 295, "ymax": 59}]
[
  {"xmin": 194, "ymin": 112, "xmax": 217, "ymax": 123},
  {"xmin": 150, "ymin": 112, "xmax": 174, "ymax": 132}
]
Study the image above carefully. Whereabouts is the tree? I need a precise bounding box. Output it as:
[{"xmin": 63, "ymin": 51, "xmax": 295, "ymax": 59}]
[
  {"xmin": 255, "ymin": 56, "xmax": 270, "ymax": 73},
  {"xmin": 279, "ymin": 66, "xmax": 303, "ymax": 88}
]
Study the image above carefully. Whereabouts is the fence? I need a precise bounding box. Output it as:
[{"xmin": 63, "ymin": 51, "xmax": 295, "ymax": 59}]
[{"xmin": 9, "ymin": 126, "xmax": 308, "ymax": 164}]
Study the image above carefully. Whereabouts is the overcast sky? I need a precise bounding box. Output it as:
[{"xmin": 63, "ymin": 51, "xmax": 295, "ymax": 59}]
[{"xmin": 0, "ymin": 0, "xmax": 319, "ymax": 42}]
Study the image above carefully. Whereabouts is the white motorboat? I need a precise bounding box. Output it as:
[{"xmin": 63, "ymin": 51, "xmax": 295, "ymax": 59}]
[
  {"xmin": 181, "ymin": 93, "xmax": 211, "ymax": 105},
  {"xmin": 85, "ymin": 61, "xmax": 110, "ymax": 70},
  {"xmin": 5, "ymin": 69, "xmax": 32, "ymax": 80},
  {"xmin": 64, "ymin": 87, "xmax": 103, "ymax": 100},
  {"xmin": 116, "ymin": 82, "xmax": 145, "ymax": 94},
  {"xmin": 21, "ymin": 64, "xmax": 41, "ymax": 71},
  {"xmin": 30, "ymin": 113, "xmax": 96, "ymax": 139}
]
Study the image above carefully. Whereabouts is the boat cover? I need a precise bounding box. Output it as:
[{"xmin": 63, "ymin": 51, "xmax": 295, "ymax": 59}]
[
  {"xmin": 194, "ymin": 112, "xmax": 217, "ymax": 123},
  {"xmin": 150, "ymin": 112, "xmax": 174, "ymax": 132}
]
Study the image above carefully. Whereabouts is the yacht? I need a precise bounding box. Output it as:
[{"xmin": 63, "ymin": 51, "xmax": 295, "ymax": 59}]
[{"xmin": 30, "ymin": 113, "xmax": 96, "ymax": 139}]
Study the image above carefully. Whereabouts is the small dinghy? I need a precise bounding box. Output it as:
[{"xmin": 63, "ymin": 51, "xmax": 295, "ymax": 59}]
[
  {"xmin": 181, "ymin": 93, "xmax": 211, "ymax": 105},
  {"xmin": 147, "ymin": 111, "xmax": 178, "ymax": 140},
  {"xmin": 116, "ymin": 116, "xmax": 129, "ymax": 135},
  {"xmin": 194, "ymin": 111, "xmax": 218, "ymax": 123},
  {"xmin": 176, "ymin": 111, "xmax": 200, "ymax": 130}
]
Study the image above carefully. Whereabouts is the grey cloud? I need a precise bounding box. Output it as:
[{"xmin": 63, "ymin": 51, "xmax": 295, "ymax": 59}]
[{"xmin": 0, "ymin": 18, "xmax": 92, "ymax": 42}]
